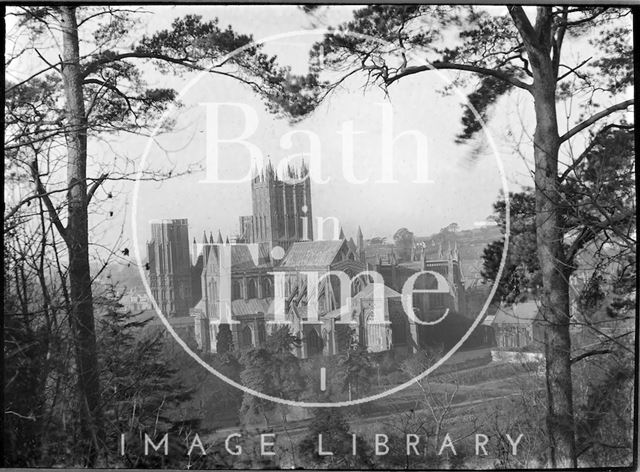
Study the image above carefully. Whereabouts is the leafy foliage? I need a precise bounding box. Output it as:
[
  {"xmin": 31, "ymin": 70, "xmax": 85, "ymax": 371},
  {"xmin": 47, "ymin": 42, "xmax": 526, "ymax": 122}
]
[
  {"xmin": 393, "ymin": 227, "xmax": 414, "ymax": 261},
  {"xmin": 590, "ymin": 26, "xmax": 633, "ymax": 94},
  {"xmin": 481, "ymin": 190, "xmax": 540, "ymax": 304},
  {"xmin": 131, "ymin": 14, "xmax": 322, "ymax": 120},
  {"xmin": 456, "ymin": 75, "xmax": 514, "ymax": 142},
  {"xmin": 5, "ymin": 7, "xmax": 323, "ymax": 195},
  {"xmin": 483, "ymin": 123, "xmax": 635, "ymax": 307},
  {"xmin": 560, "ymin": 124, "xmax": 635, "ymax": 256},
  {"xmin": 239, "ymin": 327, "xmax": 305, "ymax": 424},
  {"xmin": 338, "ymin": 344, "xmax": 375, "ymax": 399},
  {"xmin": 303, "ymin": 5, "xmax": 633, "ymax": 145}
]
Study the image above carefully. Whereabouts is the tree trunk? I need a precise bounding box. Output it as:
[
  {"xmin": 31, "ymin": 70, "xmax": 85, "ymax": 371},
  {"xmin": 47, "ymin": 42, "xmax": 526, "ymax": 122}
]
[
  {"xmin": 59, "ymin": 6, "xmax": 104, "ymax": 465},
  {"xmin": 528, "ymin": 45, "xmax": 577, "ymax": 467}
]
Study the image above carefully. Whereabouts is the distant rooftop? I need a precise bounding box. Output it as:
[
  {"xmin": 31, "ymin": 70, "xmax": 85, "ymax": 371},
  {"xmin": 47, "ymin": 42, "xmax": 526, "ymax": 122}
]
[
  {"xmin": 353, "ymin": 283, "xmax": 401, "ymax": 300},
  {"xmin": 280, "ymin": 240, "xmax": 346, "ymax": 268},
  {"xmin": 486, "ymin": 301, "xmax": 541, "ymax": 326}
]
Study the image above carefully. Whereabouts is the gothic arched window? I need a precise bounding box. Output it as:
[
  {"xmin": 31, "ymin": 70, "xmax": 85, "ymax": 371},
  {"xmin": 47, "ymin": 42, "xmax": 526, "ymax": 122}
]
[
  {"xmin": 247, "ymin": 279, "xmax": 257, "ymax": 299},
  {"xmin": 262, "ymin": 278, "xmax": 273, "ymax": 298},
  {"xmin": 232, "ymin": 280, "xmax": 242, "ymax": 300},
  {"xmin": 329, "ymin": 274, "xmax": 342, "ymax": 309},
  {"xmin": 352, "ymin": 277, "xmax": 362, "ymax": 297},
  {"xmin": 241, "ymin": 326, "xmax": 254, "ymax": 348},
  {"xmin": 306, "ymin": 327, "xmax": 323, "ymax": 357}
]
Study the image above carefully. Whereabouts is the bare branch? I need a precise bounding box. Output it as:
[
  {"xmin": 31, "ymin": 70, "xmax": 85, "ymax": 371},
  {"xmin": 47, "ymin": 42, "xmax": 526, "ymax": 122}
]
[
  {"xmin": 82, "ymin": 51, "xmax": 205, "ymax": 79},
  {"xmin": 386, "ymin": 62, "xmax": 532, "ymax": 92},
  {"xmin": 29, "ymin": 159, "xmax": 68, "ymax": 241},
  {"xmin": 552, "ymin": 7, "xmax": 569, "ymax": 76},
  {"xmin": 5, "ymin": 62, "xmax": 62, "ymax": 94},
  {"xmin": 559, "ymin": 99, "xmax": 634, "ymax": 143},
  {"xmin": 559, "ymin": 8, "xmax": 609, "ymax": 28},
  {"xmin": 4, "ymin": 185, "xmax": 72, "ymax": 222},
  {"xmin": 557, "ymin": 57, "xmax": 592, "ymax": 83},
  {"xmin": 570, "ymin": 349, "xmax": 613, "ymax": 365},
  {"xmin": 564, "ymin": 225, "xmax": 595, "ymax": 268},
  {"xmin": 86, "ymin": 173, "xmax": 109, "ymax": 206},
  {"xmin": 5, "ymin": 410, "xmax": 37, "ymax": 421},
  {"xmin": 83, "ymin": 78, "xmax": 137, "ymax": 120},
  {"xmin": 35, "ymin": 48, "xmax": 60, "ymax": 72},
  {"xmin": 559, "ymin": 123, "xmax": 634, "ymax": 183}
]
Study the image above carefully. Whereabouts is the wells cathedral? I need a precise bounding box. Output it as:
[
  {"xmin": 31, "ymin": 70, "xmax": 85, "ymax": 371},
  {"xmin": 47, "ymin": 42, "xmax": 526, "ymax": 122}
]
[{"xmin": 147, "ymin": 162, "xmax": 473, "ymax": 358}]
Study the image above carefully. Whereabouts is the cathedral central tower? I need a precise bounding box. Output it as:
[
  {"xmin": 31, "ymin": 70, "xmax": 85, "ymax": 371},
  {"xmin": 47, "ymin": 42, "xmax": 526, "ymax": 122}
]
[{"xmin": 239, "ymin": 161, "xmax": 313, "ymax": 251}]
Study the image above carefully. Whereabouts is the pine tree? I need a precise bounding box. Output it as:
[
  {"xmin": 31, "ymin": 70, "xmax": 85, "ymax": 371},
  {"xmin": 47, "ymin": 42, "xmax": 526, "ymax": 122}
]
[
  {"xmin": 239, "ymin": 327, "xmax": 305, "ymax": 425},
  {"xmin": 97, "ymin": 288, "xmax": 197, "ymax": 467},
  {"xmin": 339, "ymin": 343, "xmax": 375, "ymax": 400}
]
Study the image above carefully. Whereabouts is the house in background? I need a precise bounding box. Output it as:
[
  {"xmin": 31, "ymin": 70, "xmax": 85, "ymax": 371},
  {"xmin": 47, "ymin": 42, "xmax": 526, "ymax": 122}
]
[{"xmin": 484, "ymin": 301, "xmax": 544, "ymax": 350}]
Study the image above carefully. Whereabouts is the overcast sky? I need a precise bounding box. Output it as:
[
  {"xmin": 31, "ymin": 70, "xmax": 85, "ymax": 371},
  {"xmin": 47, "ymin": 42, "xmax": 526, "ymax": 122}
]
[
  {"xmin": 11, "ymin": 6, "xmax": 625, "ymax": 258},
  {"xmin": 106, "ymin": 5, "xmax": 538, "ymax": 257}
]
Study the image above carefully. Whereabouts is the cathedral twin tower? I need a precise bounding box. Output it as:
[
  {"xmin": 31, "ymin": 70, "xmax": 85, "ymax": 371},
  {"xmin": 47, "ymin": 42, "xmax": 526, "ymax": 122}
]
[{"xmin": 239, "ymin": 160, "xmax": 313, "ymax": 251}]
